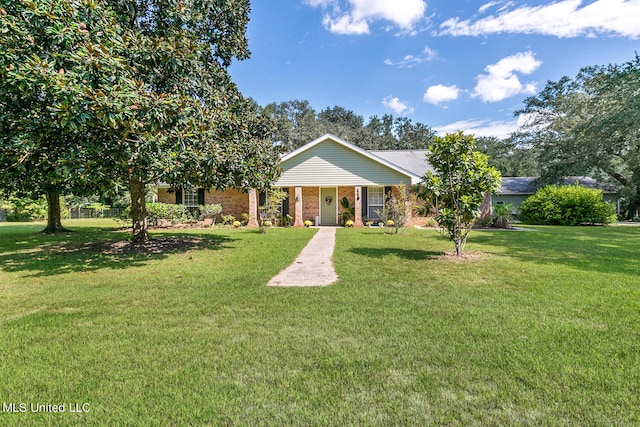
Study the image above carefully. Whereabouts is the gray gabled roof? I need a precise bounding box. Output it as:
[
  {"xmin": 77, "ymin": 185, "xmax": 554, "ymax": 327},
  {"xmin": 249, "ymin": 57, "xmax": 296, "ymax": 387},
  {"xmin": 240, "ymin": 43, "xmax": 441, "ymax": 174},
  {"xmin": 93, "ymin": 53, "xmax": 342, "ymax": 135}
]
[{"xmin": 368, "ymin": 150, "xmax": 433, "ymax": 178}]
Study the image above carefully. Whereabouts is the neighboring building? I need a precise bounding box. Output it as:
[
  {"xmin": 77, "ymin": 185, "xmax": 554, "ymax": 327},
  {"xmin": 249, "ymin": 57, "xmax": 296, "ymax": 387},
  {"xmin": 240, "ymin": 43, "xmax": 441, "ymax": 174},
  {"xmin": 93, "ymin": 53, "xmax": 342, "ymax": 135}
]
[
  {"xmin": 156, "ymin": 134, "xmax": 619, "ymax": 226},
  {"xmin": 493, "ymin": 177, "xmax": 619, "ymax": 215}
]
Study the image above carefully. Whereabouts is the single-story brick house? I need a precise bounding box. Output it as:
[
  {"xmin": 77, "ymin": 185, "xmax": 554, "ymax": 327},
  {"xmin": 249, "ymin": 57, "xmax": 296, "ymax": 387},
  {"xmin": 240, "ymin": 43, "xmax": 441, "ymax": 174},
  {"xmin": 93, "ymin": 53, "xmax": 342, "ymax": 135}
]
[
  {"xmin": 157, "ymin": 134, "xmax": 427, "ymax": 227},
  {"xmin": 156, "ymin": 133, "xmax": 619, "ymax": 226}
]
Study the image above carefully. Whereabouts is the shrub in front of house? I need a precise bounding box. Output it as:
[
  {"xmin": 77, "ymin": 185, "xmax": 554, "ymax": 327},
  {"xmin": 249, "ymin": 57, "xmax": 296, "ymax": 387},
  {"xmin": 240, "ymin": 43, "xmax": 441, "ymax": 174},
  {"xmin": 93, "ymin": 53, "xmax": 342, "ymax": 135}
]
[
  {"xmin": 492, "ymin": 203, "xmax": 514, "ymax": 229},
  {"xmin": 221, "ymin": 214, "xmax": 236, "ymax": 226},
  {"xmin": 146, "ymin": 203, "xmax": 192, "ymax": 227},
  {"xmin": 519, "ymin": 184, "xmax": 617, "ymax": 225},
  {"xmin": 345, "ymin": 220, "xmax": 354, "ymax": 227},
  {"xmin": 198, "ymin": 204, "xmax": 222, "ymax": 222}
]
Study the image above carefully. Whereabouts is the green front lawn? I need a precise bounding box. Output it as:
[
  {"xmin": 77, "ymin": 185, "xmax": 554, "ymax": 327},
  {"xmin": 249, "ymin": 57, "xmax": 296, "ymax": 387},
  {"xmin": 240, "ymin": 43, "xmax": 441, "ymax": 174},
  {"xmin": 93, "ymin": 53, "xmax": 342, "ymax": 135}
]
[{"xmin": 1, "ymin": 220, "xmax": 638, "ymax": 425}]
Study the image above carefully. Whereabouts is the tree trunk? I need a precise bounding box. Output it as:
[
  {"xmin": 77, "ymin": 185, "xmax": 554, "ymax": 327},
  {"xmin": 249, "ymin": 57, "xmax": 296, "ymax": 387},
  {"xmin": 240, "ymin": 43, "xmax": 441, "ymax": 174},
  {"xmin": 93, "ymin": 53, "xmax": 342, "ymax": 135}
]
[
  {"xmin": 42, "ymin": 190, "xmax": 70, "ymax": 234},
  {"xmin": 130, "ymin": 176, "xmax": 149, "ymax": 243},
  {"xmin": 627, "ymin": 186, "xmax": 640, "ymax": 220}
]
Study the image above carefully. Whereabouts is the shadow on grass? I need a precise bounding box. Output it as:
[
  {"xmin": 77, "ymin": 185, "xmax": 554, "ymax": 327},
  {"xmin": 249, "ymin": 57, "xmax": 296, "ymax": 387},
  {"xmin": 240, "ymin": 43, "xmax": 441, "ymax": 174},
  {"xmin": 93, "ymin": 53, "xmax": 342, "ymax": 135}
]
[
  {"xmin": 469, "ymin": 226, "xmax": 640, "ymax": 276},
  {"xmin": 348, "ymin": 246, "xmax": 441, "ymax": 260},
  {"xmin": 0, "ymin": 232, "xmax": 235, "ymax": 278}
]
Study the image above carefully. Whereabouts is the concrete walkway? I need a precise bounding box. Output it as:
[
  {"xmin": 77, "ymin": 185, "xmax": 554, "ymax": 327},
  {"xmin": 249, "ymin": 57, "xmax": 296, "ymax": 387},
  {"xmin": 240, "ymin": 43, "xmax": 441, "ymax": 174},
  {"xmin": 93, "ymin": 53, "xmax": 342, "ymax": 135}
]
[{"xmin": 267, "ymin": 227, "xmax": 338, "ymax": 287}]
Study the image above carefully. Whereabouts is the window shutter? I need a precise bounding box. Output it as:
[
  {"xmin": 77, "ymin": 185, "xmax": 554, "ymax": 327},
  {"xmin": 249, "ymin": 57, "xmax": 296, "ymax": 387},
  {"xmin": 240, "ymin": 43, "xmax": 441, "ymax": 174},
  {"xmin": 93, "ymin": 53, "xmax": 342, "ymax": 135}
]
[
  {"xmin": 259, "ymin": 191, "xmax": 266, "ymax": 206},
  {"xmin": 361, "ymin": 187, "xmax": 368, "ymax": 218},
  {"xmin": 197, "ymin": 188, "xmax": 205, "ymax": 205},
  {"xmin": 384, "ymin": 186, "xmax": 392, "ymax": 199},
  {"xmin": 281, "ymin": 188, "xmax": 289, "ymax": 216},
  {"xmin": 175, "ymin": 189, "xmax": 183, "ymax": 204}
]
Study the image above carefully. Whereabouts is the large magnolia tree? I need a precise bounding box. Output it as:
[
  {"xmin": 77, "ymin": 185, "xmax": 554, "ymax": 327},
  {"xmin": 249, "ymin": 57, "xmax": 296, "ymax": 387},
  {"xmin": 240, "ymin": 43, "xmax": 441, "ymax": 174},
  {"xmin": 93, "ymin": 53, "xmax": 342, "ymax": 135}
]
[
  {"xmin": 96, "ymin": 0, "xmax": 280, "ymax": 242},
  {"xmin": 1, "ymin": 0, "xmax": 280, "ymax": 240},
  {"xmin": 0, "ymin": 0, "xmax": 130, "ymax": 233}
]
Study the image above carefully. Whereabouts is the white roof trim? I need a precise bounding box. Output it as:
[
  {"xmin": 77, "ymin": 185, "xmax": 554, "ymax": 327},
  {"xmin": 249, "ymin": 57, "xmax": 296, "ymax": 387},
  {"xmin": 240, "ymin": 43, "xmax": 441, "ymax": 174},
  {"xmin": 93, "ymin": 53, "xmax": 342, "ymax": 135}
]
[{"xmin": 281, "ymin": 134, "xmax": 422, "ymax": 184}]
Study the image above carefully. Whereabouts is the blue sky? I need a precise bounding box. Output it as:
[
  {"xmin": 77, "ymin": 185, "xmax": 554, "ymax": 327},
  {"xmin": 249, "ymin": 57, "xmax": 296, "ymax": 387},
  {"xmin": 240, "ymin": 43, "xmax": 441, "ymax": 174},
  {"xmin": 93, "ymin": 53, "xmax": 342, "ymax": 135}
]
[{"xmin": 229, "ymin": 0, "xmax": 640, "ymax": 139}]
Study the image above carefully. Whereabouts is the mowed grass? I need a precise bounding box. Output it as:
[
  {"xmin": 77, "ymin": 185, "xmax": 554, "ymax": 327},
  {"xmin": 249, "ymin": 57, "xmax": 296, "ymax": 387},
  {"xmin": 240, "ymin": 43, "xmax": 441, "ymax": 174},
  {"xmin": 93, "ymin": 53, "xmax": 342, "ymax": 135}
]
[{"xmin": 0, "ymin": 220, "xmax": 638, "ymax": 425}]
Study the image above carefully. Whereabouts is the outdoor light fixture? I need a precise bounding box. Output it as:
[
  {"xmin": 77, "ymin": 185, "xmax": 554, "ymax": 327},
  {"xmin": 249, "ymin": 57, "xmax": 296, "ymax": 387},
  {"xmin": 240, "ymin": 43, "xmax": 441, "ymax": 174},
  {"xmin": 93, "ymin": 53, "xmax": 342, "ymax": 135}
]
[{"xmin": 356, "ymin": 188, "xmax": 360, "ymax": 201}]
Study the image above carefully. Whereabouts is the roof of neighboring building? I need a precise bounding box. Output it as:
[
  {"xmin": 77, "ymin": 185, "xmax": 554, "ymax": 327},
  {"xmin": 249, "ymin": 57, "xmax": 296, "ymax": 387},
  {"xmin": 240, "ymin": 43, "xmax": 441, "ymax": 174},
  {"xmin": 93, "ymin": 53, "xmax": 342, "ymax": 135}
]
[{"xmin": 498, "ymin": 176, "xmax": 618, "ymax": 195}]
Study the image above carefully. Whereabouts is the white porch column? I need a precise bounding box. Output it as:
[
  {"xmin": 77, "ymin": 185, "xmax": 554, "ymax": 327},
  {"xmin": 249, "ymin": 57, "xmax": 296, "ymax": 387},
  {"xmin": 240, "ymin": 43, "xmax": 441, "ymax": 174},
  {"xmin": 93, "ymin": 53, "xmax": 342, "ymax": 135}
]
[
  {"xmin": 248, "ymin": 189, "xmax": 259, "ymax": 227},
  {"xmin": 354, "ymin": 186, "xmax": 364, "ymax": 227},
  {"xmin": 294, "ymin": 186, "xmax": 304, "ymax": 227}
]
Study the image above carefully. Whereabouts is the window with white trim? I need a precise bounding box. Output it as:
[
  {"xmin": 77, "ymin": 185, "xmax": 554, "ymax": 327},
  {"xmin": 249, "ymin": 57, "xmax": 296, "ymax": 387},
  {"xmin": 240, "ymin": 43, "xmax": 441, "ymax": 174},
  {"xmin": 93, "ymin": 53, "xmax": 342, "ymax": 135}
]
[
  {"xmin": 183, "ymin": 188, "xmax": 199, "ymax": 207},
  {"xmin": 368, "ymin": 186, "xmax": 384, "ymax": 219}
]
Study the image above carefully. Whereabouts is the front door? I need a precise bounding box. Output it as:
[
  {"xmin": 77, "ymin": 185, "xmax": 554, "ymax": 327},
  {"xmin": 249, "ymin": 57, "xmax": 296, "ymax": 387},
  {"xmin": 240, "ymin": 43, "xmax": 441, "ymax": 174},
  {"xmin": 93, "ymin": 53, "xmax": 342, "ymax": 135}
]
[{"xmin": 320, "ymin": 187, "xmax": 337, "ymax": 225}]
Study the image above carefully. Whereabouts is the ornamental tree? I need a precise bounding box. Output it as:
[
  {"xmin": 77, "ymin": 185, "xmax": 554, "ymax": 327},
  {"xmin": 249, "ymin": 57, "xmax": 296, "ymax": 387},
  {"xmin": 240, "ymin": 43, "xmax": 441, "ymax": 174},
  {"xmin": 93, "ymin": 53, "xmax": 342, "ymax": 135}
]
[{"xmin": 419, "ymin": 132, "xmax": 502, "ymax": 257}]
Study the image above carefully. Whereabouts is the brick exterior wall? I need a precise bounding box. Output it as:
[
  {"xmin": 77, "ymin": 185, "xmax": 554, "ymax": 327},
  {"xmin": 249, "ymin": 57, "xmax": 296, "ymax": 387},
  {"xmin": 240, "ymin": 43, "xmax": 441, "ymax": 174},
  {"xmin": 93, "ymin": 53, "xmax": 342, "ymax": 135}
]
[
  {"xmin": 338, "ymin": 186, "xmax": 356, "ymax": 224},
  {"xmin": 301, "ymin": 187, "xmax": 319, "ymax": 224},
  {"xmin": 157, "ymin": 188, "xmax": 174, "ymax": 204},
  {"xmin": 205, "ymin": 189, "xmax": 249, "ymax": 221},
  {"xmin": 156, "ymin": 187, "xmax": 248, "ymax": 222}
]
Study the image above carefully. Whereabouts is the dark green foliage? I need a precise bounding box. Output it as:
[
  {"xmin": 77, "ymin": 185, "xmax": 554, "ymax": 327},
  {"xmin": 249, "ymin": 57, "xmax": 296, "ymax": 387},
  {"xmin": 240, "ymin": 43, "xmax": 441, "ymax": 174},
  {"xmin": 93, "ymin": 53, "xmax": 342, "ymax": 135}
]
[
  {"xmin": 262, "ymin": 100, "xmax": 436, "ymax": 152},
  {"xmin": 339, "ymin": 196, "xmax": 354, "ymax": 224},
  {"xmin": 0, "ymin": 0, "xmax": 130, "ymax": 233},
  {"xmin": 476, "ymin": 136, "xmax": 539, "ymax": 177},
  {"xmin": 1, "ymin": 195, "xmax": 48, "ymax": 222},
  {"xmin": 145, "ymin": 203, "xmax": 193, "ymax": 227},
  {"xmin": 519, "ymin": 184, "xmax": 617, "ymax": 225},
  {"xmin": 516, "ymin": 55, "xmax": 640, "ymax": 218}
]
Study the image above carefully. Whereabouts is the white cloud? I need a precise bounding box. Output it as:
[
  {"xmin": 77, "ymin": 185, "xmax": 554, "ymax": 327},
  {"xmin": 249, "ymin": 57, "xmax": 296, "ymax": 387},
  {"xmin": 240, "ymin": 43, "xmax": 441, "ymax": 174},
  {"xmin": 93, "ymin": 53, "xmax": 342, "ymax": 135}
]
[
  {"xmin": 478, "ymin": 1, "xmax": 501, "ymax": 14},
  {"xmin": 440, "ymin": 0, "xmax": 640, "ymax": 39},
  {"xmin": 305, "ymin": 0, "xmax": 427, "ymax": 35},
  {"xmin": 473, "ymin": 51, "xmax": 541, "ymax": 102},
  {"xmin": 384, "ymin": 46, "xmax": 437, "ymax": 68},
  {"xmin": 423, "ymin": 84, "xmax": 461, "ymax": 105},
  {"xmin": 434, "ymin": 114, "xmax": 531, "ymax": 139},
  {"xmin": 382, "ymin": 96, "xmax": 414, "ymax": 115},
  {"xmin": 435, "ymin": 119, "xmax": 515, "ymax": 139},
  {"xmin": 324, "ymin": 14, "xmax": 370, "ymax": 34}
]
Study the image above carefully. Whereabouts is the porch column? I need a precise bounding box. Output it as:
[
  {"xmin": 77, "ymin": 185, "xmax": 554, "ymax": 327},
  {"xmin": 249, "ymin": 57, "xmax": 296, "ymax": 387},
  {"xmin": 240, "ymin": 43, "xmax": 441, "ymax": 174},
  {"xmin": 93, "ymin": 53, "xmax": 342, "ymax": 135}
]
[
  {"xmin": 247, "ymin": 188, "xmax": 259, "ymax": 227},
  {"xmin": 293, "ymin": 186, "xmax": 304, "ymax": 227},
  {"xmin": 354, "ymin": 186, "xmax": 364, "ymax": 227}
]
